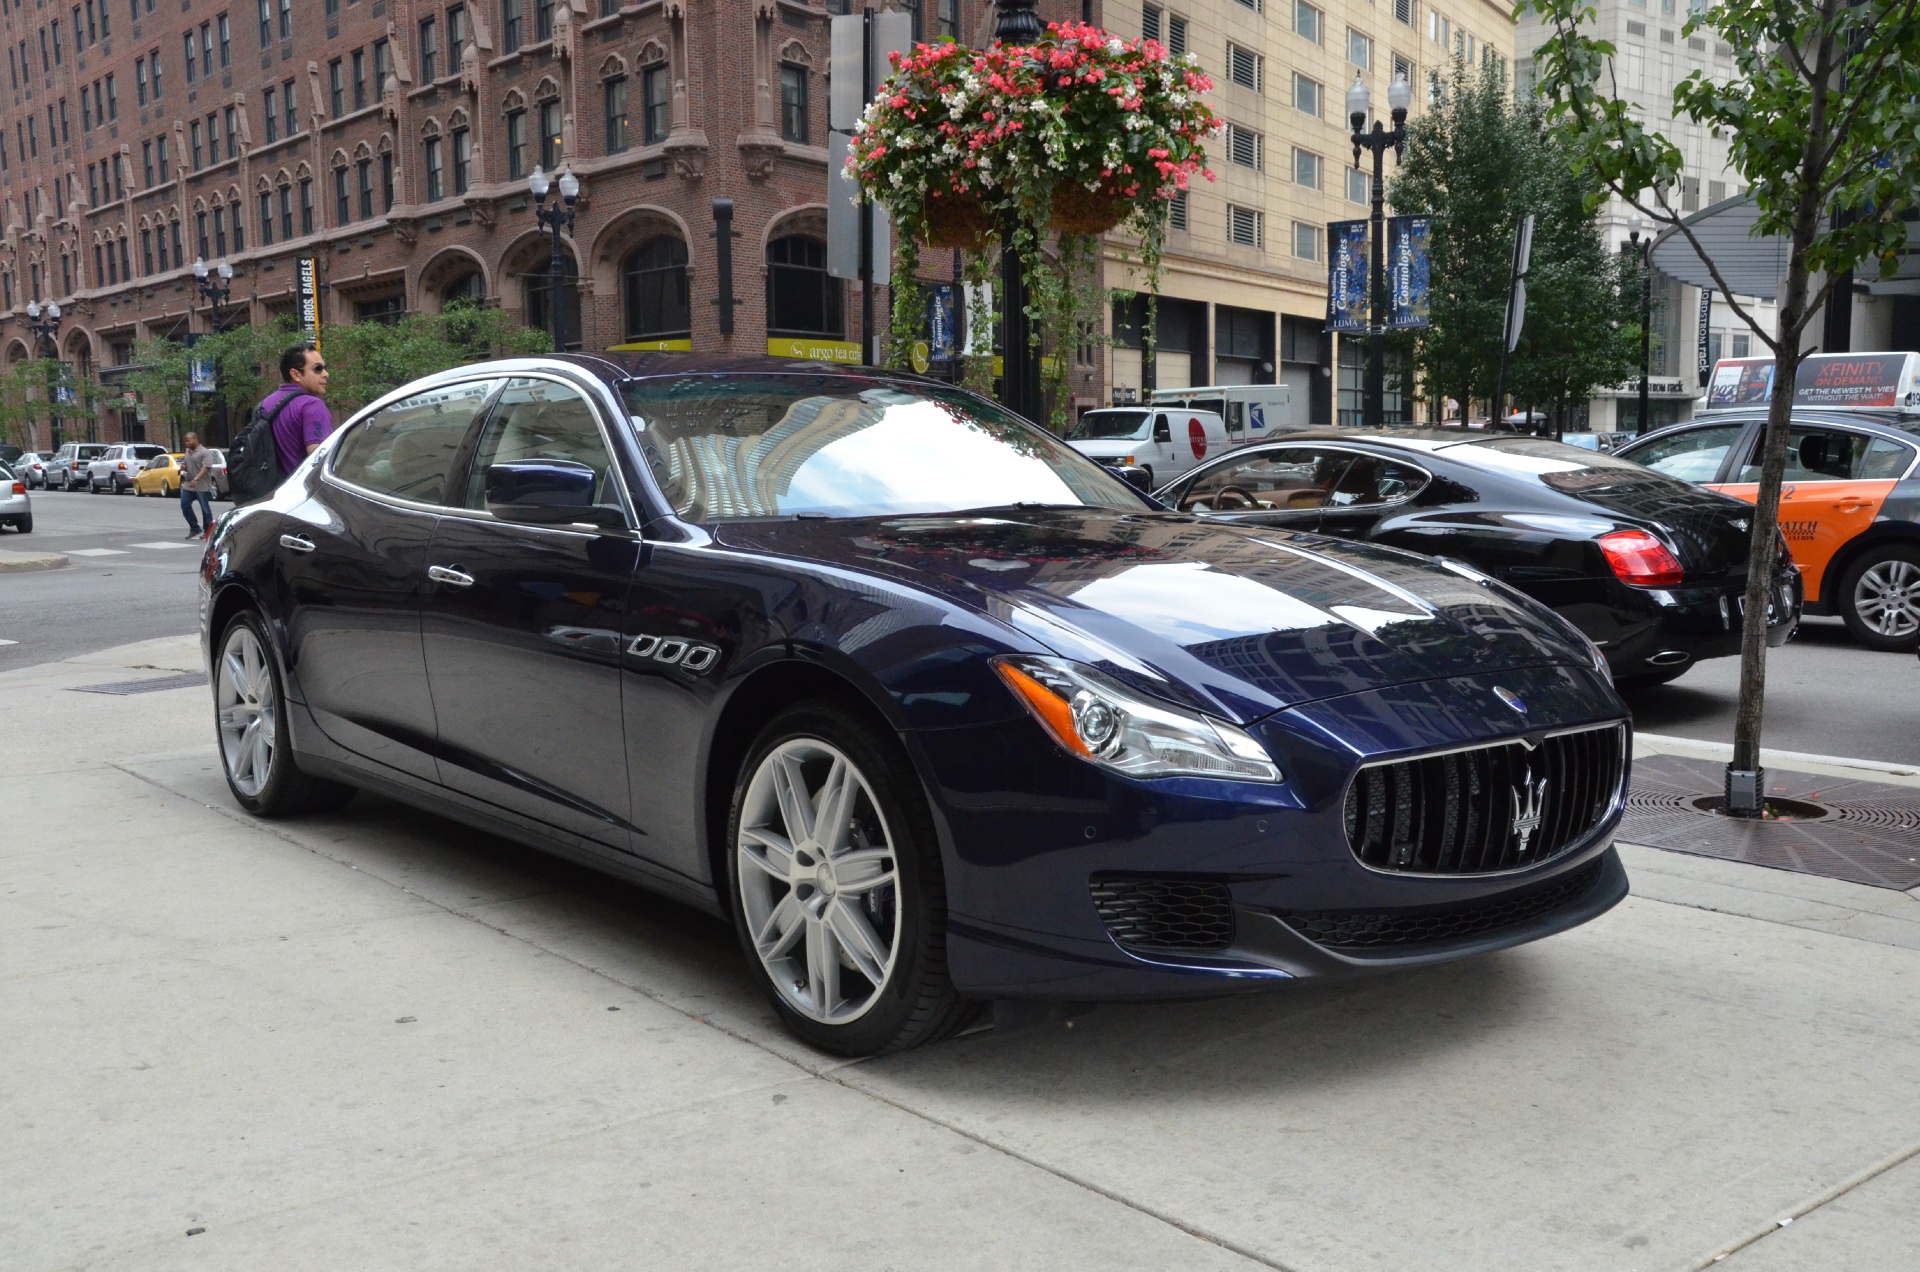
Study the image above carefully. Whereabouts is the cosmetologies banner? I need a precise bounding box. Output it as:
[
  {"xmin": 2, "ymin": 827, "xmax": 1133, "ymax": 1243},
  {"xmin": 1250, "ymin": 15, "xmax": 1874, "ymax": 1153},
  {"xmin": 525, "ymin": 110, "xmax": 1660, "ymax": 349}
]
[
  {"xmin": 1386, "ymin": 215, "xmax": 1432, "ymax": 330},
  {"xmin": 1325, "ymin": 220, "xmax": 1369, "ymax": 333}
]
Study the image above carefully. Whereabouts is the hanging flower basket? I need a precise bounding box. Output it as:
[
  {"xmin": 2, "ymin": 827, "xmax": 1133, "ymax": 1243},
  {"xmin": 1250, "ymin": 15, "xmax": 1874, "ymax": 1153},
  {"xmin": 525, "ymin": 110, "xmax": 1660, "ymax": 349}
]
[
  {"xmin": 924, "ymin": 192, "xmax": 998, "ymax": 250},
  {"xmin": 1048, "ymin": 184, "xmax": 1126, "ymax": 236}
]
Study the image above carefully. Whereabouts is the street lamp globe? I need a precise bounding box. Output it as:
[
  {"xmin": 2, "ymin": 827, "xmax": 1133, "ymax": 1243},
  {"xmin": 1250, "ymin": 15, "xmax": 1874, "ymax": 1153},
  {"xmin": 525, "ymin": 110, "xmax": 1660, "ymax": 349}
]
[
  {"xmin": 192, "ymin": 257, "xmax": 209, "ymax": 281},
  {"xmin": 46, "ymin": 302, "xmax": 60, "ymax": 320},
  {"xmin": 1346, "ymin": 74, "xmax": 1370, "ymax": 131},
  {"xmin": 528, "ymin": 166, "xmax": 550, "ymax": 199},
  {"xmin": 25, "ymin": 301, "xmax": 39, "ymax": 320},
  {"xmin": 1388, "ymin": 72, "xmax": 1414, "ymax": 118},
  {"xmin": 217, "ymin": 260, "xmax": 234, "ymax": 281},
  {"xmin": 557, "ymin": 169, "xmax": 579, "ymax": 203}
]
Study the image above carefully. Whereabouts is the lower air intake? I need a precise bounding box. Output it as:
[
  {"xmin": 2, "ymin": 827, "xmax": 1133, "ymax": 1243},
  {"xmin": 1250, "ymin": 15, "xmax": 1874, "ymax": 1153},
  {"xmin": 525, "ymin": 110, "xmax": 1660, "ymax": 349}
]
[
  {"xmin": 1089, "ymin": 876, "xmax": 1236, "ymax": 954},
  {"xmin": 1276, "ymin": 857, "xmax": 1606, "ymax": 951}
]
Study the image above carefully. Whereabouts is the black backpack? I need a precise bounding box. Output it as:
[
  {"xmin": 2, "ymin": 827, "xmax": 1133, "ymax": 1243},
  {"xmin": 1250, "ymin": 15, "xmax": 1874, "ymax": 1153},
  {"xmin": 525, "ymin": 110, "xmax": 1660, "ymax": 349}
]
[{"xmin": 227, "ymin": 388, "xmax": 307, "ymax": 506}]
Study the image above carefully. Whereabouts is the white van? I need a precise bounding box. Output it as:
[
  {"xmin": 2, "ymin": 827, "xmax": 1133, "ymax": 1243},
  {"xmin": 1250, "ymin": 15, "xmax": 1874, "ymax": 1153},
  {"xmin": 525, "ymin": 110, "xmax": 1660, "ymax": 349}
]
[
  {"xmin": 1149, "ymin": 384, "xmax": 1296, "ymax": 442},
  {"xmin": 1067, "ymin": 407, "xmax": 1230, "ymax": 487}
]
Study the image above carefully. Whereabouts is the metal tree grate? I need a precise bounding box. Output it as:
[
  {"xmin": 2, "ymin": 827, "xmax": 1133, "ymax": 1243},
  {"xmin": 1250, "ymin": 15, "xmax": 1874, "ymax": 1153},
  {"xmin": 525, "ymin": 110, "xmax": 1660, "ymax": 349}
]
[
  {"xmin": 71, "ymin": 673, "xmax": 210, "ymax": 696},
  {"xmin": 1621, "ymin": 755, "xmax": 1920, "ymax": 890}
]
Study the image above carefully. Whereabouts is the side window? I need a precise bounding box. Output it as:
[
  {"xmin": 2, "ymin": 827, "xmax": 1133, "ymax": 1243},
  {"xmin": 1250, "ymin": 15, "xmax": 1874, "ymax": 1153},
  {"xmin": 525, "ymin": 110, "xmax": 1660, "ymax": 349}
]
[
  {"xmin": 1152, "ymin": 415, "xmax": 1171, "ymax": 443},
  {"xmin": 330, "ymin": 378, "xmax": 500, "ymax": 505},
  {"xmin": 1861, "ymin": 437, "xmax": 1917, "ymax": 480},
  {"xmin": 1178, "ymin": 446, "xmax": 1356, "ymax": 512},
  {"xmin": 462, "ymin": 377, "xmax": 621, "ymax": 513},
  {"xmin": 1734, "ymin": 427, "xmax": 1871, "ymax": 482},
  {"xmin": 1624, "ymin": 424, "xmax": 1743, "ymax": 482},
  {"xmin": 1328, "ymin": 455, "xmax": 1430, "ymax": 507}
]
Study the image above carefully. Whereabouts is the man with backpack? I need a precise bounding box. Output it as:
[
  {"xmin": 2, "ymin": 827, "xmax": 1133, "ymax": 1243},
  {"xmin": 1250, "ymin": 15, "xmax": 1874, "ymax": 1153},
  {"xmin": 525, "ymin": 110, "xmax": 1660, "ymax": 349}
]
[{"xmin": 227, "ymin": 345, "xmax": 335, "ymax": 505}]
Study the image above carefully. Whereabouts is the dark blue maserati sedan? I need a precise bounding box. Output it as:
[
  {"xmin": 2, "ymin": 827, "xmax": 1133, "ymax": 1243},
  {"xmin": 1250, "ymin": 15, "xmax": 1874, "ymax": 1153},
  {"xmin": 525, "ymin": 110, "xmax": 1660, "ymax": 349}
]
[{"xmin": 201, "ymin": 356, "xmax": 1630, "ymax": 1055}]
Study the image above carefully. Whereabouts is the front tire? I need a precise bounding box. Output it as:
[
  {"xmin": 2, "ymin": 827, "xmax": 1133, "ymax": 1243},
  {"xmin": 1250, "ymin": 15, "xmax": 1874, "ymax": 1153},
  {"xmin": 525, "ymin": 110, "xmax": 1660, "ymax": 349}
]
[
  {"xmin": 1839, "ymin": 546, "xmax": 1920, "ymax": 651},
  {"xmin": 726, "ymin": 702, "xmax": 970, "ymax": 1056},
  {"xmin": 215, "ymin": 611, "xmax": 356, "ymax": 816}
]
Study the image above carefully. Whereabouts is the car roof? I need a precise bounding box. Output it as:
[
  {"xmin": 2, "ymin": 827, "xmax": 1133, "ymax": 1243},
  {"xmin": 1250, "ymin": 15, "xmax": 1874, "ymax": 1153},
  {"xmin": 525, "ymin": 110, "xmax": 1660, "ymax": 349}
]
[
  {"xmin": 529, "ymin": 352, "xmax": 947, "ymax": 388},
  {"xmin": 1640, "ymin": 409, "xmax": 1920, "ymax": 444},
  {"xmin": 1252, "ymin": 427, "xmax": 1513, "ymax": 453}
]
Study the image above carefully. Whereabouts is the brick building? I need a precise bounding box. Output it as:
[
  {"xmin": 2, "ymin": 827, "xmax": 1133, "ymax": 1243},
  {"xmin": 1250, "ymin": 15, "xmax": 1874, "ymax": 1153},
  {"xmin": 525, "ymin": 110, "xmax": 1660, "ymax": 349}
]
[{"xmin": 1, "ymin": 0, "xmax": 1095, "ymax": 447}]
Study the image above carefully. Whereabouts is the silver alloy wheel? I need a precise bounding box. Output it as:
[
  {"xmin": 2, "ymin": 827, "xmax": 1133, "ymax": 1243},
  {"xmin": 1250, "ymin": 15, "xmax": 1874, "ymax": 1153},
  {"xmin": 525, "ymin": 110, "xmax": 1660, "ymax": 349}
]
[
  {"xmin": 217, "ymin": 625, "xmax": 277, "ymax": 798},
  {"xmin": 736, "ymin": 738, "xmax": 900, "ymax": 1025},
  {"xmin": 1854, "ymin": 559, "xmax": 1920, "ymax": 639}
]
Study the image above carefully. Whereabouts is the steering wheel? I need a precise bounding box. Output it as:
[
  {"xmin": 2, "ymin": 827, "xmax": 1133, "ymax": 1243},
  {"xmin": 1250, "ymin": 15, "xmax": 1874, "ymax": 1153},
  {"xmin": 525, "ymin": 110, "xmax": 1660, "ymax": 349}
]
[{"xmin": 1211, "ymin": 485, "xmax": 1258, "ymax": 511}]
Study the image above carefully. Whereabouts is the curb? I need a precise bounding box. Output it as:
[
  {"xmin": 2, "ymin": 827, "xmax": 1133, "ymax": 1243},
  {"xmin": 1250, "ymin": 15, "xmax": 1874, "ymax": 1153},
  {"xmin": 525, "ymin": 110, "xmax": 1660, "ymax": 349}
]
[
  {"xmin": 1635, "ymin": 731, "xmax": 1920, "ymax": 784},
  {"xmin": 0, "ymin": 549, "xmax": 70, "ymax": 574}
]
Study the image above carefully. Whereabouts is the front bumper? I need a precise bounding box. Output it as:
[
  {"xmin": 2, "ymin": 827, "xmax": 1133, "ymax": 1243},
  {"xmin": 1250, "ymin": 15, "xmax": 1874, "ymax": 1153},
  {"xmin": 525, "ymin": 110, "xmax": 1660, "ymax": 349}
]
[{"xmin": 917, "ymin": 660, "xmax": 1630, "ymax": 1000}]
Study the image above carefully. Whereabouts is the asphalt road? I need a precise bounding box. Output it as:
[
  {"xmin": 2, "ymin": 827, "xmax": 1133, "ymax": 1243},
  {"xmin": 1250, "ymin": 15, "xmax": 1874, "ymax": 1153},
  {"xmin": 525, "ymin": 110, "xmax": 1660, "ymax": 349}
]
[
  {"xmin": 0, "ymin": 483, "xmax": 211, "ymax": 673},
  {"xmin": 5, "ymin": 488, "xmax": 1917, "ymax": 761}
]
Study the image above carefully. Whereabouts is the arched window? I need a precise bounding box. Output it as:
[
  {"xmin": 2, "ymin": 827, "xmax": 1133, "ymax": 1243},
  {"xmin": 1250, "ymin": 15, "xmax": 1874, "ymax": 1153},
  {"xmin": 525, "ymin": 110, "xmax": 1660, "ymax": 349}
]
[
  {"xmin": 443, "ymin": 270, "xmax": 485, "ymax": 305},
  {"xmin": 766, "ymin": 235, "xmax": 841, "ymax": 336},
  {"xmin": 622, "ymin": 235, "xmax": 690, "ymax": 341},
  {"xmin": 526, "ymin": 255, "xmax": 582, "ymax": 350}
]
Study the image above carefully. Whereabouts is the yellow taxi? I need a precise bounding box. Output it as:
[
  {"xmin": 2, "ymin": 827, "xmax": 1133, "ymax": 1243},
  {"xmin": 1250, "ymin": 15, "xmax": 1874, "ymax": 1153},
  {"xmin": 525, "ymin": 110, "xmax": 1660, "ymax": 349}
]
[{"xmin": 132, "ymin": 453, "xmax": 186, "ymax": 497}]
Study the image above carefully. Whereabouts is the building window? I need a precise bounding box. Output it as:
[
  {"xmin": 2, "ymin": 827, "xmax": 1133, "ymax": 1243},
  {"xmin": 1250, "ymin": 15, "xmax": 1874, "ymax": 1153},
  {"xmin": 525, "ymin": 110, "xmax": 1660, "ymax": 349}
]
[
  {"xmin": 142, "ymin": 227, "xmax": 155, "ymax": 274},
  {"xmin": 622, "ymin": 236, "xmax": 690, "ymax": 339},
  {"xmin": 1395, "ymin": 0, "xmax": 1415, "ymax": 23},
  {"xmin": 259, "ymin": 191, "xmax": 274, "ymax": 244},
  {"xmin": 535, "ymin": 0, "xmax": 553, "ymax": 41},
  {"xmin": 453, "ymin": 126, "xmax": 472, "ymax": 192},
  {"xmin": 503, "ymin": 0, "xmax": 523, "ymax": 50},
  {"xmin": 1346, "ymin": 165, "xmax": 1369, "ymax": 203},
  {"xmin": 1167, "ymin": 14, "xmax": 1187, "ymax": 55},
  {"xmin": 143, "ymin": 141, "xmax": 155, "ymax": 187},
  {"xmin": 191, "ymin": 120, "xmax": 204, "ymax": 169},
  {"xmin": 381, "ymin": 151, "xmax": 394, "ymax": 211},
  {"xmin": 1227, "ymin": 43, "xmax": 1262, "ymax": 92},
  {"xmin": 1228, "ymin": 205, "xmax": 1263, "ymax": 248},
  {"xmin": 201, "ymin": 23, "xmax": 213, "ymax": 77},
  {"xmin": 279, "ymin": 0, "xmax": 291, "ymax": 39},
  {"xmin": 136, "ymin": 57, "xmax": 149, "ymax": 106},
  {"xmin": 224, "ymin": 105, "xmax": 238, "ymax": 158},
  {"xmin": 425, "ymin": 137, "xmax": 444, "ymax": 200},
  {"xmin": 264, "ymin": 88, "xmax": 279, "ymax": 142},
  {"xmin": 374, "ymin": 38, "xmax": 390, "ymax": 96},
  {"xmin": 172, "ymin": 219, "xmax": 185, "ymax": 267},
  {"xmin": 257, "ymin": 0, "xmax": 271, "ymax": 45},
  {"xmin": 449, "ymin": 5, "xmax": 469, "ymax": 62},
  {"xmin": 1293, "ymin": 72, "xmax": 1321, "ymax": 116},
  {"xmin": 1293, "ymin": 220, "xmax": 1320, "ymax": 260},
  {"xmin": 281, "ymin": 184, "xmax": 294, "ymax": 238},
  {"xmin": 1348, "ymin": 27, "xmax": 1372, "ymax": 69},
  {"xmin": 184, "ymin": 30, "xmax": 196, "ymax": 82},
  {"xmin": 1392, "ymin": 53, "xmax": 1416, "ymax": 88},
  {"xmin": 1294, "ymin": 148, "xmax": 1320, "ymax": 189},
  {"xmin": 197, "ymin": 210, "xmax": 211, "ymax": 258},
  {"xmin": 218, "ymin": 12, "xmax": 231, "ymax": 67},
  {"xmin": 152, "ymin": 48, "xmax": 165, "ymax": 99},
  {"xmin": 358, "ymin": 157, "xmax": 374, "ymax": 218},
  {"xmin": 767, "ymin": 236, "xmax": 842, "ymax": 335},
  {"xmin": 329, "ymin": 59, "xmax": 344, "ymax": 115},
  {"xmin": 356, "ymin": 295, "xmax": 406, "ymax": 325},
  {"xmin": 539, "ymin": 98, "xmax": 562, "ymax": 169},
  {"xmin": 1169, "ymin": 188, "xmax": 1188, "ymax": 231},
  {"xmin": 1142, "ymin": 3, "xmax": 1161, "ymax": 40},
  {"xmin": 604, "ymin": 76, "xmax": 628, "ymax": 153},
  {"xmin": 334, "ymin": 166, "xmax": 350, "ymax": 223},
  {"xmin": 642, "ymin": 62, "xmax": 669, "ymax": 144},
  {"xmin": 158, "ymin": 136, "xmax": 171, "ymax": 181},
  {"xmin": 1227, "ymin": 123, "xmax": 1262, "ymax": 170},
  {"xmin": 779, "ymin": 64, "xmax": 808, "ymax": 144},
  {"xmin": 213, "ymin": 204, "xmax": 227, "ymax": 256},
  {"xmin": 352, "ymin": 48, "xmax": 366, "ymax": 110},
  {"xmin": 284, "ymin": 79, "xmax": 297, "ymax": 136},
  {"xmin": 419, "ymin": 17, "xmax": 438, "ymax": 82},
  {"xmin": 1295, "ymin": 0, "xmax": 1320, "ymax": 43},
  {"xmin": 506, "ymin": 108, "xmax": 528, "ymax": 178},
  {"xmin": 230, "ymin": 201, "xmax": 243, "ymax": 252},
  {"xmin": 207, "ymin": 111, "xmax": 221, "ymax": 162}
]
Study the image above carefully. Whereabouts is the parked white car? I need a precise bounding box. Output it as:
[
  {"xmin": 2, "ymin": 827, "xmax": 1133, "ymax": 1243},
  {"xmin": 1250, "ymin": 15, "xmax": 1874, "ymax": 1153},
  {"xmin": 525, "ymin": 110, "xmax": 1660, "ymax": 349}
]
[
  {"xmin": 87, "ymin": 443, "xmax": 168, "ymax": 494},
  {"xmin": 1, "ymin": 460, "xmax": 31, "ymax": 533},
  {"xmin": 1066, "ymin": 407, "xmax": 1230, "ymax": 488},
  {"xmin": 47, "ymin": 443, "xmax": 109, "ymax": 490},
  {"xmin": 8, "ymin": 452, "xmax": 54, "ymax": 489}
]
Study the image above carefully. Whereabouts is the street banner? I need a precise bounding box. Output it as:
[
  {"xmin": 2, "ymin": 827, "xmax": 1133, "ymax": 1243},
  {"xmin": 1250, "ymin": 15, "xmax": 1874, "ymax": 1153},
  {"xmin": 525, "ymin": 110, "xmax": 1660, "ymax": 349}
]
[
  {"xmin": 189, "ymin": 358, "xmax": 217, "ymax": 395},
  {"xmin": 296, "ymin": 256, "xmax": 322, "ymax": 351},
  {"xmin": 1325, "ymin": 220, "xmax": 1370, "ymax": 333},
  {"xmin": 54, "ymin": 361, "xmax": 78, "ymax": 406},
  {"xmin": 927, "ymin": 283, "xmax": 958, "ymax": 361},
  {"xmin": 1386, "ymin": 215, "xmax": 1432, "ymax": 330},
  {"xmin": 1696, "ymin": 290, "xmax": 1713, "ymax": 387}
]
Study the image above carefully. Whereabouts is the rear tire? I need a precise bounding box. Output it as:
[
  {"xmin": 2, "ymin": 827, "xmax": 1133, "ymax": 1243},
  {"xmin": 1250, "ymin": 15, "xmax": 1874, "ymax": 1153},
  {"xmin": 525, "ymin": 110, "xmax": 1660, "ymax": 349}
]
[
  {"xmin": 726, "ymin": 701, "xmax": 971, "ymax": 1056},
  {"xmin": 1838, "ymin": 545, "xmax": 1920, "ymax": 651},
  {"xmin": 214, "ymin": 611, "xmax": 357, "ymax": 817},
  {"xmin": 15, "ymin": 514, "xmax": 31, "ymax": 534}
]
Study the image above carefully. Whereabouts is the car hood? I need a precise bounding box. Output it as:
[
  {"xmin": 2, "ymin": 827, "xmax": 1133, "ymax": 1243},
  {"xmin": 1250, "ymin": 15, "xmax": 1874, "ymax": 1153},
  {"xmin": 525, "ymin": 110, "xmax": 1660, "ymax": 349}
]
[{"xmin": 713, "ymin": 510, "xmax": 1597, "ymax": 724}]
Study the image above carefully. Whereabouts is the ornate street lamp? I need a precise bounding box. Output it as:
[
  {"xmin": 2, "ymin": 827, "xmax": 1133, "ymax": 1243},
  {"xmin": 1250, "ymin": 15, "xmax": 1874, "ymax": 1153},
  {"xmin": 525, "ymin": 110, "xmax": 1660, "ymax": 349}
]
[
  {"xmin": 192, "ymin": 258, "xmax": 237, "ymax": 444},
  {"xmin": 1348, "ymin": 71, "xmax": 1413, "ymax": 427},
  {"xmin": 1627, "ymin": 220, "xmax": 1654, "ymax": 436},
  {"xmin": 529, "ymin": 165, "xmax": 581, "ymax": 353},
  {"xmin": 25, "ymin": 300, "xmax": 64, "ymax": 449},
  {"xmin": 993, "ymin": 0, "xmax": 1044, "ymax": 425}
]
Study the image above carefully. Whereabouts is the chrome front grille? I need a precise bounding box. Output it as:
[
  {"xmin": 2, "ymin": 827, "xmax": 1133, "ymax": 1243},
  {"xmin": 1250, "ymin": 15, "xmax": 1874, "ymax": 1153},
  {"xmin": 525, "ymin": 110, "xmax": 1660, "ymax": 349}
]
[{"xmin": 1342, "ymin": 723, "xmax": 1627, "ymax": 875}]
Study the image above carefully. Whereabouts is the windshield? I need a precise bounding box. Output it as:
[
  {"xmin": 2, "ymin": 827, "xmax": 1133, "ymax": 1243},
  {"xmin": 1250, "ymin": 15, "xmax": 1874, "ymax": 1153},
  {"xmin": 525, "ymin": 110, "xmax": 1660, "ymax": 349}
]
[
  {"xmin": 619, "ymin": 375, "xmax": 1146, "ymax": 523},
  {"xmin": 1069, "ymin": 410, "xmax": 1151, "ymax": 441},
  {"xmin": 1462, "ymin": 435, "xmax": 1690, "ymax": 495}
]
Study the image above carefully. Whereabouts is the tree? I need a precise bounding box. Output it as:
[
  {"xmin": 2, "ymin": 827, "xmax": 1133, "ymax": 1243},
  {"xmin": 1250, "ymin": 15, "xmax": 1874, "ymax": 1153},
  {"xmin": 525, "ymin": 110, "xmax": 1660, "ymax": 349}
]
[
  {"xmin": 1387, "ymin": 58, "xmax": 1640, "ymax": 427},
  {"xmin": 1520, "ymin": 0, "xmax": 1920, "ymax": 812}
]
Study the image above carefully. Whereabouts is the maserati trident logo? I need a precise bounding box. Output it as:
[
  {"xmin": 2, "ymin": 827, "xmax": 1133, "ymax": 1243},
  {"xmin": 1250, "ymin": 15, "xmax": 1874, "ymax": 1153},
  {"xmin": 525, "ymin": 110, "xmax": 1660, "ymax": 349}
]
[
  {"xmin": 1511, "ymin": 766, "xmax": 1549, "ymax": 855},
  {"xmin": 1494, "ymin": 686, "xmax": 1528, "ymax": 714}
]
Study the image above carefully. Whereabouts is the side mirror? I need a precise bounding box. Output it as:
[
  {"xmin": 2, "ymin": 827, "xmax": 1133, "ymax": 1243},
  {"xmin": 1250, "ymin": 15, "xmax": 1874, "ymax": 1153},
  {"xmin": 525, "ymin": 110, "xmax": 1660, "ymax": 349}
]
[
  {"xmin": 485, "ymin": 459, "xmax": 625, "ymax": 528},
  {"xmin": 1116, "ymin": 465, "xmax": 1155, "ymax": 493}
]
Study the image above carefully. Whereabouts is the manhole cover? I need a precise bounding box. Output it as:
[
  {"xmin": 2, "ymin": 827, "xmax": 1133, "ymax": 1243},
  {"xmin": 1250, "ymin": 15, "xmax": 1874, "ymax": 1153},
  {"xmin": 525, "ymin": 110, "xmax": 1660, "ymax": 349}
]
[
  {"xmin": 71, "ymin": 672, "xmax": 209, "ymax": 696},
  {"xmin": 1622, "ymin": 755, "xmax": 1920, "ymax": 890}
]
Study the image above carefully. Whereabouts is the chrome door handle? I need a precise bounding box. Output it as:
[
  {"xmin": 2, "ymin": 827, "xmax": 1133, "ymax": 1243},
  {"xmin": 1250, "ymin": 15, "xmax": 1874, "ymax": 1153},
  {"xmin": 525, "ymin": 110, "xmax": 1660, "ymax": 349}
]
[
  {"xmin": 279, "ymin": 534, "xmax": 316, "ymax": 553},
  {"xmin": 427, "ymin": 565, "xmax": 474, "ymax": 587}
]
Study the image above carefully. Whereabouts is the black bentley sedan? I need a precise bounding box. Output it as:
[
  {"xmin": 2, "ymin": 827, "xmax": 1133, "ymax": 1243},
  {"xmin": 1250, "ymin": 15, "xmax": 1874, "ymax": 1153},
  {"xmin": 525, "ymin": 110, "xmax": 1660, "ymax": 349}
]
[
  {"xmin": 202, "ymin": 357, "xmax": 1631, "ymax": 1055},
  {"xmin": 1153, "ymin": 430, "xmax": 1802, "ymax": 690}
]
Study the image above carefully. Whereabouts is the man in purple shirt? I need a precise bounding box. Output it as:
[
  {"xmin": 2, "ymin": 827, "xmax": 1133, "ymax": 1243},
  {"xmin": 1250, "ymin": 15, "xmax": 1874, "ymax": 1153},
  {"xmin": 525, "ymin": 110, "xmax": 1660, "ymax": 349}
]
[{"xmin": 261, "ymin": 346, "xmax": 335, "ymax": 476}]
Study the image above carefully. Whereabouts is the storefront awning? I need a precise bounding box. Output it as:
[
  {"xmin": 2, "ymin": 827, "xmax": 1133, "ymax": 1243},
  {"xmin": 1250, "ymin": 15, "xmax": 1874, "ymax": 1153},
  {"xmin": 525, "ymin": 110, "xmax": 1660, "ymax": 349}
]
[{"xmin": 1650, "ymin": 194, "xmax": 1920, "ymax": 297}]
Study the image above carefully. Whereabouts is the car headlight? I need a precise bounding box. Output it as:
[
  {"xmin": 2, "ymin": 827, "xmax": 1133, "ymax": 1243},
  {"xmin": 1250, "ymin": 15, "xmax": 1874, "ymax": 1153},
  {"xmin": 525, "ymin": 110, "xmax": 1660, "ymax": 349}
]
[{"xmin": 993, "ymin": 656, "xmax": 1283, "ymax": 783}]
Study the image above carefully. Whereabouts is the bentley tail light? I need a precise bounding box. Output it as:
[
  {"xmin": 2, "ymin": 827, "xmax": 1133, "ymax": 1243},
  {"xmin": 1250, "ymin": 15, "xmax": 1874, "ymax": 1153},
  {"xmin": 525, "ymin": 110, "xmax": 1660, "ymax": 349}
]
[{"xmin": 1598, "ymin": 529, "xmax": 1685, "ymax": 587}]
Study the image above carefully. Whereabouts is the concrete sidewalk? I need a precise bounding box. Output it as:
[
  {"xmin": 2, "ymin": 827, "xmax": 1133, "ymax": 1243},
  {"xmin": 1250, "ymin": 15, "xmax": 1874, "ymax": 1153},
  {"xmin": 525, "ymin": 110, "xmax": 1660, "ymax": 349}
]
[{"xmin": 5, "ymin": 637, "xmax": 1919, "ymax": 1271}]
